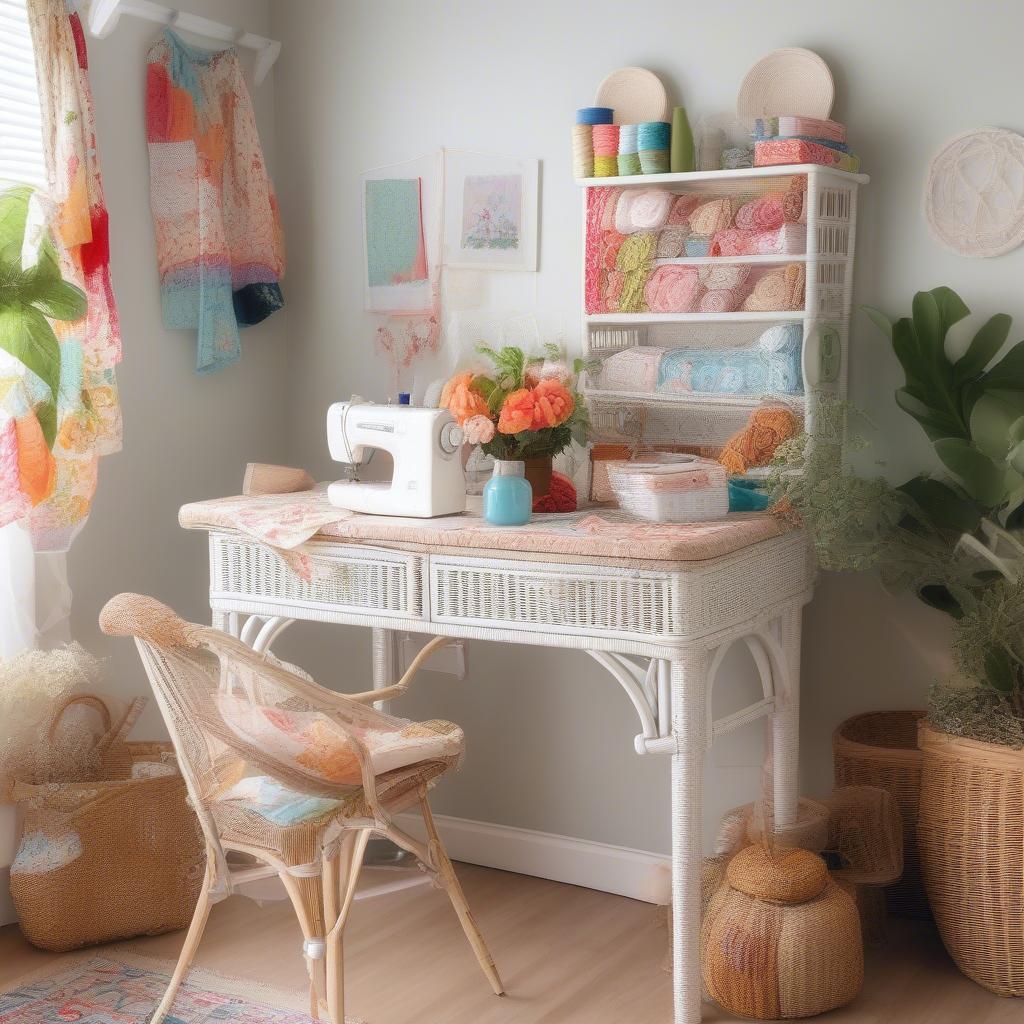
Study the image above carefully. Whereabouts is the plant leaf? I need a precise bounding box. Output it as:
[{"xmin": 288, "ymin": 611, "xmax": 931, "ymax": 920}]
[
  {"xmin": 861, "ymin": 305, "xmax": 894, "ymax": 339},
  {"xmin": 970, "ymin": 390, "xmax": 1024, "ymax": 459},
  {"xmin": 895, "ymin": 387, "xmax": 963, "ymax": 440},
  {"xmin": 963, "ymin": 340, "xmax": 1024, "ymax": 420},
  {"xmin": 898, "ymin": 476, "xmax": 981, "ymax": 533},
  {"xmin": 984, "ymin": 647, "xmax": 1016, "ymax": 692},
  {"xmin": 29, "ymin": 272, "xmax": 86, "ymax": 322},
  {"xmin": 934, "ymin": 437, "xmax": 1008, "ymax": 508},
  {"xmin": 954, "ymin": 313, "xmax": 1011, "ymax": 384},
  {"xmin": 35, "ymin": 397, "xmax": 57, "ymax": 449},
  {"xmin": 0, "ymin": 302, "xmax": 61, "ymax": 401},
  {"xmin": 929, "ymin": 286, "xmax": 971, "ymax": 336}
]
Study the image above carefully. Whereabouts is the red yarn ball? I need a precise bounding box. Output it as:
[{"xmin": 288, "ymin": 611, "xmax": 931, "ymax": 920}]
[{"xmin": 532, "ymin": 471, "xmax": 577, "ymax": 513}]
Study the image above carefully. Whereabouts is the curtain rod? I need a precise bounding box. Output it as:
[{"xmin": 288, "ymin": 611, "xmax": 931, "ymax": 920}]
[{"xmin": 86, "ymin": 0, "xmax": 281, "ymax": 85}]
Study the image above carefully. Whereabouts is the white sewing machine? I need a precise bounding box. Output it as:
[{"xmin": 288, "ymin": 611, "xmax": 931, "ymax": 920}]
[{"xmin": 326, "ymin": 402, "xmax": 466, "ymax": 517}]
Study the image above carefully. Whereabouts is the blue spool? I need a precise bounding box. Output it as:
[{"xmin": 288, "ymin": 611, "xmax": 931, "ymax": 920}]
[
  {"xmin": 637, "ymin": 121, "xmax": 671, "ymax": 149},
  {"xmin": 576, "ymin": 106, "xmax": 614, "ymax": 125}
]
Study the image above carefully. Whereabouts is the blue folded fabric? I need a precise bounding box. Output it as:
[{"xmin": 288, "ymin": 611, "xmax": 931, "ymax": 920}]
[{"xmin": 657, "ymin": 323, "xmax": 804, "ymax": 397}]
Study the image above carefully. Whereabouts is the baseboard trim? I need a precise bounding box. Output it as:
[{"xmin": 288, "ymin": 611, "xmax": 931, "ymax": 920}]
[{"xmin": 394, "ymin": 811, "xmax": 670, "ymax": 904}]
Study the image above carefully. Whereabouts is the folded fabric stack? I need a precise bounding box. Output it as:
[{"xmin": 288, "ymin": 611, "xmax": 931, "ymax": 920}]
[
  {"xmin": 645, "ymin": 264, "xmax": 703, "ymax": 312},
  {"xmin": 610, "ymin": 231, "xmax": 656, "ymax": 313},
  {"xmin": 742, "ymin": 263, "xmax": 805, "ymax": 311},
  {"xmin": 696, "ymin": 264, "xmax": 751, "ymax": 313},
  {"xmin": 709, "ymin": 222, "xmax": 806, "ymax": 257},
  {"xmin": 617, "ymin": 124, "xmax": 641, "ymax": 176},
  {"xmin": 592, "ymin": 123, "xmax": 621, "ymax": 177},
  {"xmin": 614, "ymin": 188, "xmax": 672, "ymax": 234},
  {"xmin": 597, "ymin": 324, "xmax": 804, "ymax": 400},
  {"xmin": 752, "ymin": 116, "xmax": 861, "ymax": 172},
  {"xmin": 637, "ymin": 121, "xmax": 670, "ymax": 174},
  {"xmin": 657, "ymin": 323, "xmax": 804, "ymax": 396}
]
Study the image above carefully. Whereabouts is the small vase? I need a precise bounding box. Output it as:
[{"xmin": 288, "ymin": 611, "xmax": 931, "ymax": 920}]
[
  {"xmin": 670, "ymin": 106, "xmax": 694, "ymax": 173},
  {"xmin": 523, "ymin": 456, "xmax": 553, "ymax": 498},
  {"xmin": 483, "ymin": 461, "xmax": 532, "ymax": 526}
]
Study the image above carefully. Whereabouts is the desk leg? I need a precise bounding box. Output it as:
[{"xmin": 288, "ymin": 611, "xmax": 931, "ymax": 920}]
[
  {"xmin": 371, "ymin": 628, "xmax": 397, "ymax": 710},
  {"xmin": 670, "ymin": 652, "xmax": 710, "ymax": 1024},
  {"xmin": 771, "ymin": 604, "xmax": 803, "ymax": 828}
]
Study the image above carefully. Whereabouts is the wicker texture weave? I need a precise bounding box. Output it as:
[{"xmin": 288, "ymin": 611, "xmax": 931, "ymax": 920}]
[
  {"xmin": 833, "ymin": 711, "xmax": 929, "ymax": 917},
  {"xmin": 917, "ymin": 723, "xmax": 1024, "ymax": 996}
]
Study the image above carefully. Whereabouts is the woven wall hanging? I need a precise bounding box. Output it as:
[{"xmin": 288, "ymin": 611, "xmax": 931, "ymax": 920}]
[{"xmin": 924, "ymin": 127, "xmax": 1024, "ymax": 257}]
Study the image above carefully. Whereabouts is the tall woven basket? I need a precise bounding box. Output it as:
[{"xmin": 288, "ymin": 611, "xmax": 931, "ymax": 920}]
[
  {"xmin": 833, "ymin": 710, "xmax": 929, "ymax": 918},
  {"xmin": 10, "ymin": 695, "xmax": 205, "ymax": 952},
  {"xmin": 917, "ymin": 722, "xmax": 1024, "ymax": 996}
]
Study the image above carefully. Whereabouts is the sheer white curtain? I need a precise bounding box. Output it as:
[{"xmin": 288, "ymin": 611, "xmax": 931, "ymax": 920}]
[{"xmin": 0, "ymin": 0, "xmax": 48, "ymax": 659}]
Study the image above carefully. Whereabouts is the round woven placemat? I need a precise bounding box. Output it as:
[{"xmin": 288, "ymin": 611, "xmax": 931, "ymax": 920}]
[
  {"xmin": 736, "ymin": 47, "xmax": 834, "ymax": 118},
  {"xmin": 924, "ymin": 127, "xmax": 1024, "ymax": 257},
  {"xmin": 595, "ymin": 67, "xmax": 669, "ymax": 125}
]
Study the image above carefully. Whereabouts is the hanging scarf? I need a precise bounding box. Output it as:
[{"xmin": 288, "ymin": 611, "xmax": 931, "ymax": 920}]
[
  {"xmin": 146, "ymin": 29, "xmax": 285, "ymax": 373},
  {"xmin": 0, "ymin": 0, "xmax": 122, "ymax": 551}
]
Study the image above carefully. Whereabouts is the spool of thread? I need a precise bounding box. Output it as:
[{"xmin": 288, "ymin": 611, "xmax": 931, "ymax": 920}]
[
  {"xmin": 572, "ymin": 124, "xmax": 594, "ymax": 178},
  {"xmin": 637, "ymin": 121, "xmax": 671, "ymax": 152},
  {"xmin": 594, "ymin": 155, "xmax": 618, "ymax": 177},
  {"xmin": 670, "ymin": 106, "xmax": 694, "ymax": 172},
  {"xmin": 617, "ymin": 152, "xmax": 642, "ymax": 176},
  {"xmin": 576, "ymin": 106, "xmax": 614, "ymax": 125},
  {"xmin": 618, "ymin": 124, "xmax": 639, "ymax": 154},
  {"xmin": 639, "ymin": 149, "xmax": 670, "ymax": 174},
  {"xmin": 591, "ymin": 123, "xmax": 620, "ymax": 157}
]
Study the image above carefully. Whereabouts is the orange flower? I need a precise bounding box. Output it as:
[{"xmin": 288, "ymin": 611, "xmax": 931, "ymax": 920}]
[
  {"xmin": 497, "ymin": 388, "xmax": 535, "ymax": 434},
  {"xmin": 439, "ymin": 372, "xmax": 474, "ymax": 410},
  {"xmin": 447, "ymin": 381, "xmax": 490, "ymax": 425},
  {"xmin": 531, "ymin": 378, "xmax": 575, "ymax": 429}
]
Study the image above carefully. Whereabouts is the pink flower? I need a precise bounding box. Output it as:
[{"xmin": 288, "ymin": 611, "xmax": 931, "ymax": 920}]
[{"xmin": 462, "ymin": 414, "xmax": 495, "ymax": 445}]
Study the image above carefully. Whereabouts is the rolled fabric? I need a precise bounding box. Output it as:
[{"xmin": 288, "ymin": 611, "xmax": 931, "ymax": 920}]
[
  {"xmin": 698, "ymin": 288, "xmax": 740, "ymax": 313},
  {"xmin": 614, "ymin": 189, "xmax": 673, "ymax": 234},
  {"xmin": 742, "ymin": 263, "xmax": 806, "ymax": 312},
  {"xmin": 644, "ymin": 264, "xmax": 703, "ymax": 313},
  {"xmin": 616, "ymin": 232, "xmax": 657, "ymax": 312},
  {"xmin": 683, "ymin": 236, "xmax": 711, "ymax": 257},
  {"xmin": 655, "ymin": 225, "xmax": 688, "ymax": 258},
  {"xmin": 600, "ymin": 188, "xmax": 626, "ymax": 231},
  {"xmin": 783, "ymin": 181, "xmax": 807, "ymax": 223},
  {"xmin": 735, "ymin": 194, "xmax": 785, "ymax": 232},
  {"xmin": 709, "ymin": 222, "xmax": 806, "ymax": 257},
  {"xmin": 689, "ymin": 198, "xmax": 735, "ymax": 236},
  {"xmin": 599, "ymin": 346, "xmax": 668, "ymax": 392},
  {"xmin": 667, "ymin": 193, "xmax": 702, "ymax": 226},
  {"xmin": 699, "ymin": 264, "xmax": 751, "ymax": 291}
]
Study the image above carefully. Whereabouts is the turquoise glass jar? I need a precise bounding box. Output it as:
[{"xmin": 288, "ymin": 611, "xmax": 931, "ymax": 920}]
[{"xmin": 483, "ymin": 460, "xmax": 532, "ymax": 525}]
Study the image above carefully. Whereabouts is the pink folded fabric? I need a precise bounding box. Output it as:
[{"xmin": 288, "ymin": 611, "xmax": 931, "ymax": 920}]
[
  {"xmin": 735, "ymin": 194, "xmax": 784, "ymax": 232},
  {"xmin": 644, "ymin": 265, "xmax": 704, "ymax": 313},
  {"xmin": 754, "ymin": 138, "xmax": 860, "ymax": 173},
  {"xmin": 600, "ymin": 188, "xmax": 625, "ymax": 231},
  {"xmin": 783, "ymin": 181, "xmax": 807, "ymax": 224},
  {"xmin": 777, "ymin": 116, "xmax": 846, "ymax": 143},
  {"xmin": 614, "ymin": 189, "xmax": 673, "ymax": 235},
  {"xmin": 667, "ymin": 193, "xmax": 703, "ymax": 226},
  {"xmin": 708, "ymin": 223, "xmax": 806, "ymax": 257},
  {"xmin": 599, "ymin": 346, "xmax": 668, "ymax": 392}
]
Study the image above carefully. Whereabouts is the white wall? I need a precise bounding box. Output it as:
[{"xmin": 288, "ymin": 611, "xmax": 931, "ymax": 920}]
[
  {"xmin": 267, "ymin": 0, "xmax": 1019, "ymax": 856},
  {"xmin": 2, "ymin": 0, "xmax": 287, "ymax": 923}
]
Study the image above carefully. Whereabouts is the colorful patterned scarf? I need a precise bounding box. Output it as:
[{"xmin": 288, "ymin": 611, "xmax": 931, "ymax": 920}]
[
  {"xmin": 146, "ymin": 29, "xmax": 285, "ymax": 373},
  {"xmin": 0, "ymin": 0, "xmax": 122, "ymax": 551}
]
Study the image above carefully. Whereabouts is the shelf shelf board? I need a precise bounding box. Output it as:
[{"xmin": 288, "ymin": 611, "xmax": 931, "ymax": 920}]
[
  {"xmin": 585, "ymin": 387, "xmax": 806, "ymax": 411},
  {"xmin": 576, "ymin": 164, "xmax": 869, "ymax": 188},
  {"xmin": 652, "ymin": 254, "xmax": 828, "ymax": 266},
  {"xmin": 585, "ymin": 311, "xmax": 803, "ymax": 325}
]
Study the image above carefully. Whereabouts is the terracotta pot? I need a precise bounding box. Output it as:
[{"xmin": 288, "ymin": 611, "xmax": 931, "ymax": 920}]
[
  {"xmin": 523, "ymin": 456, "xmax": 553, "ymax": 497},
  {"xmin": 917, "ymin": 722, "xmax": 1024, "ymax": 996}
]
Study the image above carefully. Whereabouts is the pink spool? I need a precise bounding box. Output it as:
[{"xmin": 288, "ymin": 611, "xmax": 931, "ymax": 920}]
[{"xmin": 591, "ymin": 123, "xmax": 621, "ymax": 157}]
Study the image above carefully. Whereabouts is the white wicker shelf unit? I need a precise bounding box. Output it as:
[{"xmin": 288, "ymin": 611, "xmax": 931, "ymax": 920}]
[{"xmin": 580, "ymin": 164, "xmax": 869, "ymax": 451}]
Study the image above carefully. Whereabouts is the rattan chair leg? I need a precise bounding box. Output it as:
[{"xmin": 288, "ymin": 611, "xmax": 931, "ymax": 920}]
[
  {"xmin": 279, "ymin": 867, "xmax": 327, "ymax": 1020},
  {"xmin": 417, "ymin": 790, "xmax": 504, "ymax": 996},
  {"xmin": 150, "ymin": 864, "xmax": 214, "ymax": 1024},
  {"xmin": 322, "ymin": 831, "xmax": 370, "ymax": 1024}
]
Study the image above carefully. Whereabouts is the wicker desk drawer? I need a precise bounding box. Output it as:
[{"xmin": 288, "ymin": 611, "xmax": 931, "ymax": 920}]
[
  {"xmin": 429, "ymin": 533, "xmax": 812, "ymax": 643},
  {"xmin": 209, "ymin": 534, "xmax": 426, "ymax": 620}
]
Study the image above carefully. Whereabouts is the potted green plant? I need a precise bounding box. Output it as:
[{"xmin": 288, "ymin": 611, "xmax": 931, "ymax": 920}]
[
  {"xmin": 774, "ymin": 287, "xmax": 1024, "ymax": 995},
  {"xmin": 0, "ymin": 185, "xmax": 86, "ymax": 449}
]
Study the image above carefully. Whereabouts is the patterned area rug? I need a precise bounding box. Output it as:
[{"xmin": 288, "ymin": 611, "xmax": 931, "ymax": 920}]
[{"xmin": 0, "ymin": 951, "xmax": 364, "ymax": 1023}]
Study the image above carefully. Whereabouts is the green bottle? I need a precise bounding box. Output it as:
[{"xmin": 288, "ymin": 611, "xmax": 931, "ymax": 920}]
[{"xmin": 671, "ymin": 106, "xmax": 694, "ymax": 173}]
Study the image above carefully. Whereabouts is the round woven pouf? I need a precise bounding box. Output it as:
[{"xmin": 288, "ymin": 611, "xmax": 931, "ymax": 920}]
[{"xmin": 701, "ymin": 846, "xmax": 863, "ymax": 1019}]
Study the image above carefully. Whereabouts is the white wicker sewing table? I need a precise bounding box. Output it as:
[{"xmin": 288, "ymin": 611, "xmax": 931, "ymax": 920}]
[{"xmin": 181, "ymin": 493, "xmax": 814, "ymax": 1024}]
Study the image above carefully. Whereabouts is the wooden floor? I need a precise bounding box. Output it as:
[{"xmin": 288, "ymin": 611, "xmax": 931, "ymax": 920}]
[{"xmin": 1, "ymin": 863, "xmax": 1020, "ymax": 1023}]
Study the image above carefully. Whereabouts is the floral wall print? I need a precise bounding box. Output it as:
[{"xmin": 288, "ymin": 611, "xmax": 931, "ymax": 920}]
[{"xmin": 461, "ymin": 175, "xmax": 522, "ymax": 252}]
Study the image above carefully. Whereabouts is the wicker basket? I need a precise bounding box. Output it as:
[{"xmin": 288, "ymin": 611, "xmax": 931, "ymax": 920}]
[
  {"xmin": 917, "ymin": 722, "xmax": 1024, "ymax": 997},
  {"xmin": 833, "ymin": 710, "xmax": 929, "ymax": 918},
  {"xmin": 10, "ymin": 695, "xmax": 205, "ymax": 952}
]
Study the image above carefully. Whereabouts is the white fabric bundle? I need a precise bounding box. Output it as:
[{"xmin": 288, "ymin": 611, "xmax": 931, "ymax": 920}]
[
  {"xmin": 608, "ymin": 455, "xmax": 730, "ymax": 523},
  {"xmin": 614, "ymin": 189, "xmax": 673, "ymax": 235}
]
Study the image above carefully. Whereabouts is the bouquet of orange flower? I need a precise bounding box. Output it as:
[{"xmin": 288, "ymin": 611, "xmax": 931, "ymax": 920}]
[{"xmin": 439, "ymin": 344, "xmax": 591, "ymax": 461}]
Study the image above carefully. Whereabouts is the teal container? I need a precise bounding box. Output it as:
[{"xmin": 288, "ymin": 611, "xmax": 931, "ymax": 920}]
[{"xmin": 483, "ymin": 461, "xmax": 532, "ymax": 525}]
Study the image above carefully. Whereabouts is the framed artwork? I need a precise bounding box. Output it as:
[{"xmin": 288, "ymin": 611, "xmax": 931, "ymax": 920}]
[{"xmin": 443, "ymin": 149, "xmax": 539, "ymax": 271}]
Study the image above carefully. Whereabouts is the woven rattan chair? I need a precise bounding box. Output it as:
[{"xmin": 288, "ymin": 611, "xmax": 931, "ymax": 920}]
[{"xmin": 99, "ymin": 593, "xmax": 503, "ymax": 1024}]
